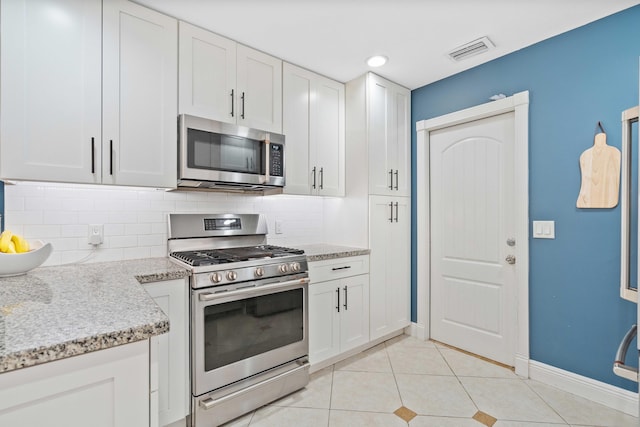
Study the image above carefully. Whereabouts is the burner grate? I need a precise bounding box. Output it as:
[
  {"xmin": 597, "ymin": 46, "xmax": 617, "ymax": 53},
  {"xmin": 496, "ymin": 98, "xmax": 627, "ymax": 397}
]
[{"xmin": 170, "ymin": 245, "xmax": 305, "ymax": 267}]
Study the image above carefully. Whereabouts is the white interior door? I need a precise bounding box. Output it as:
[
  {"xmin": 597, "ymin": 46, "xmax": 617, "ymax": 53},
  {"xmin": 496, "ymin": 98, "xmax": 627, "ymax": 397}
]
[{"xmin": 430, "ymin": 112, "xmax": 516, "ymax": 365}]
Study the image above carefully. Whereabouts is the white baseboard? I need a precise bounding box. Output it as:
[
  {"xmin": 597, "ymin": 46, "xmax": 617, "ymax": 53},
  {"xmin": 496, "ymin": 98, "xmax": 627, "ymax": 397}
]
[
  {"xmin": 408, "ymin": 322, "xmax": 427, "ymax": 340},
  {"xmin": 529, "ymin": 360, "xmax": 639, "ymax": 417}
]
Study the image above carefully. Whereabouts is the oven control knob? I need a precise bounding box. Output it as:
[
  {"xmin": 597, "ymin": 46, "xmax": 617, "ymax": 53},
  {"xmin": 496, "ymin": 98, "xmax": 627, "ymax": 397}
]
[
  {"xmin": 278, "ymin": 264, "xmax": 289, "ymax": 273},
  {"xmin": 226, "ymin": 271, "xmax": 238, "ymax": 281},
  {"xmin": 210, "ymin": 272, "xmax": 222, "ymax": 283},
  {"xmin": 254, "ymin": 267, "xmax": 264, "ymax": 277},
  {"xmin": 289, "ymin": 262, "xmax": 301, "ymax": 272}
]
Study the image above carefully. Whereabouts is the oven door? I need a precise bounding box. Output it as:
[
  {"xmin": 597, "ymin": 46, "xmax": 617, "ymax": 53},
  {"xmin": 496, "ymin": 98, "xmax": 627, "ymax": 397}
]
[{"xmin": 192, "ymin": 275, "xmax": 309, "ymax": 396}]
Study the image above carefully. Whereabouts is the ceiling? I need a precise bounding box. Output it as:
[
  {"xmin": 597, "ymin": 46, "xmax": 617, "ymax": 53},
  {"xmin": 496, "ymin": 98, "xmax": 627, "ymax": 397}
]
[{"xmin": 135, "ymin": 0, "xmax": 640, "ymax": 90}]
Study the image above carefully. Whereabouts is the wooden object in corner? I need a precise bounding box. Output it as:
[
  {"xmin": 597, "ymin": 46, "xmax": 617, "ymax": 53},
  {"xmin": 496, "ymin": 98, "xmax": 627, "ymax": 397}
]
[{"xmin": 576, "ymin": 132, "xmax": 621, "ymax": 208}]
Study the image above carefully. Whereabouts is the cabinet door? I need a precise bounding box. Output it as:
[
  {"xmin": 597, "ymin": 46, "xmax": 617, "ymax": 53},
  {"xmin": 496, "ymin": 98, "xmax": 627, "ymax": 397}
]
[
  {"xmin": 144, "ymin": 279, "xmax": 189, "ymax": 427},
  {"xmin": 392, "ymin": 87, "xmax": 411, "ymax": 197},
  {"xmin": 367, "ymin": 74, "xmax": 392, "ymax": 195},
  {"xmin": 339, "ymin": 274, "xmax": 369, "ymax": 352},
  {"xmin": 309, "ymin": 280, "xmax": 341, "ymax": 365},
  {"xmin": 368, "ymin": 196, "xmax": 393, "ymax": 339},
  {"xmin": 179, "ymin": 22, "xmax": 236, "ymax": 123},
  {"xmin": 282, "ymin": 63, "xmax": 312, "ymax": 195},
  {"xmin": 236, "ymin": 44, "xmax": 282, "ymax": 133},
  {"xmin": 0, "ymin": 0, "xmax": 101, "ymax": 184},
  {"xmin": 314, "ymin": 76, "xmax": 345, "ymax": 197},
  {"xmin": 389, "ymin": 198, "xmax": 411, "ymax": 330},
  {"xmin": 103, "ymin": 0, "xmax": 177, "ymax": 188}
]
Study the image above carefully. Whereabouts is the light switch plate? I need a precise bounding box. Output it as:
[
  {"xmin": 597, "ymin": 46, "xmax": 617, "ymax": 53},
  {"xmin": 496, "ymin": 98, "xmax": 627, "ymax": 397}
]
[{"xmin": 532, "ymin": 220, "xmax": 555, "ymax": 239}]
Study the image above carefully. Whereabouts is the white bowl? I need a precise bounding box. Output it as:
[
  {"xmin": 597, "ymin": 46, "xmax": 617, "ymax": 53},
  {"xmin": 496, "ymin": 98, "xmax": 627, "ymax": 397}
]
[{"xmin": 0, "ymin": 240, "xmax": 53, "ymax": 277}]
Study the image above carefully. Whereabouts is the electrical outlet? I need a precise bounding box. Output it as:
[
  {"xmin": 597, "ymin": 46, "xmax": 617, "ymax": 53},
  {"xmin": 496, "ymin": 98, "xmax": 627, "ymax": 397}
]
[
  {"xmin": 275, "ymin": 220, "xmax": 283, "ymax": 234},
  {"xmin": 88, "ymin": 224, "xmax": 104, "ymax": 245}
]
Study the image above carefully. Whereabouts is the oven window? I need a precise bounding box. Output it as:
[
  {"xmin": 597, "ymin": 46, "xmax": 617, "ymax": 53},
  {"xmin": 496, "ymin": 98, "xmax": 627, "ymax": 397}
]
[
  {"xmin": 203, "ymin": 288, "xmax": 303, "ymax": 372},
  {"xmin": 187, "ymin": 128, "xmax": 264, "ymax": 175}
]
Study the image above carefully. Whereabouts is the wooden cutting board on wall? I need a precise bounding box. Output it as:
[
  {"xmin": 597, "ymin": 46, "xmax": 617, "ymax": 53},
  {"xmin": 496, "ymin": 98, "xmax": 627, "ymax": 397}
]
[{"xmin": 576, "ymin": 132, "xmax": 621, "ymax": 208}]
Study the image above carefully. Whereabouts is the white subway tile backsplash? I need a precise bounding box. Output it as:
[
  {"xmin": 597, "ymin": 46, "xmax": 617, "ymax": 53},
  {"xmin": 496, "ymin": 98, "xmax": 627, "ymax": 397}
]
[{"xmin": 4, "ymin": 181, "xmax": 326, "ymax": 266}]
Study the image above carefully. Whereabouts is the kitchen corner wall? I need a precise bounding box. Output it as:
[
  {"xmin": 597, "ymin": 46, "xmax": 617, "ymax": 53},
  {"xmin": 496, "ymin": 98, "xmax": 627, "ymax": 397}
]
[{"xmin": 3, "ymin": 181, "xmax": 326, "ymax": 266}]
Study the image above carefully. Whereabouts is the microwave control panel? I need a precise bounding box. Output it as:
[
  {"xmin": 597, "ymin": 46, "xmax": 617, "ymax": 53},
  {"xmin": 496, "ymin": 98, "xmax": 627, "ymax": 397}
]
[{"xmin": 269, "ymin": 144, "xmax": 284, "ymax": 177}]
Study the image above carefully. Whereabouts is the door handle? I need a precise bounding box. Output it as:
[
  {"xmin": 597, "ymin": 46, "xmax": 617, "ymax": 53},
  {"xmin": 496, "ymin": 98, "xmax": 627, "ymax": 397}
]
[
  {"xmin": 109, "ymin": 140, "xmax": 113, "ymax": 175},
  {"xmin": 389, "ymin": 169, "xmax": 393, "ymax": 190},
  {"xmin": 394, "ymin": 202, "xmax": 399, "ymax": 222},
  {"xmin": 389, "ymin": 202, "xmax": 393, "ymax": 223},
  {"xmin": 505, "ymin": 255, "xmax": 516, "ymax": 265},
  {"xmin": 319, "ymin": 167, "xmax": 324, "ymax": 189},
  {"xmin": 230, "ymin": 89, "xmax": 234, "ymax": 117},
  {"xmin": 241, "ymin": 92, "xmax": 245, "ymax": 119},
  {"xmin": 90, "ymin": 137, "xmax": 95, "ymax": 174},
  {"xmin": 394, "ymin": 170, "xmax": 399, "ymax": 190},
  {"xmin": 336, "ymin": 287, "xmax": 340, "ymax": 312},
  {"xmin": 312, "ymin": 167, "xmax": 317, "ymax": 189},
  {"xmin": 343, "ymin": 285, "xmax": 348, "ymax": 310}
]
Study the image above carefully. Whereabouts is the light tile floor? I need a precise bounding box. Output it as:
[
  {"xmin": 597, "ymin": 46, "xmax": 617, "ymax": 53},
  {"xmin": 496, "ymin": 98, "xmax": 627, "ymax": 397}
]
[{"xmin": 222, "ymin": 335, "xmax": 639, "ymax": 427}]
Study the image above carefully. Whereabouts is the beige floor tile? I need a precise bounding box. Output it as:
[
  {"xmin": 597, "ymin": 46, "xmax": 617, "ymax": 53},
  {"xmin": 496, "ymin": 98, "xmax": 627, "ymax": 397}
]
[
  {"xmin": 330, "ymin": 370, "xmax": 402, "ymax": 412},
  {"xmin": 460, "ymin": 377, "xmax": 565, "ymax": 424},
  {"xmin": 249, "ymin": 406, "xmax": 329, "ymax": 427},
  {"xmin": 329, "ymin": 409, "xmax": 408, "ymax": 426},
  {"xmin": 410, "ymin": 415, "xmax": 482, "ymax": 426},
  {"xmin": 439, "ymin": 348, "xmax": 518, "ymax": 379},
  {"xmin": 334, "ymin": 343, "xmax": 392, "ymax": 372},
  {"xmin": 270, "ymin": 366, "xmax": 333, "ymax": 409},
  {"xmin": 387, "ymin": 346, "xmax": 453, "ymax": 375},
  {"xmin": 385, "ymin": 334, "xmax": 437, "ymax": 350},
  {"xmin": 221, "ymin": 411, "xmax": 254, "ymax": 426},
  {"xmin": 395, "ymin": 373, "xmax": 478, "ymax": 417},
  {"xmin": 526, "ymin": 380, "xmax": 639, "ymax": 427}
]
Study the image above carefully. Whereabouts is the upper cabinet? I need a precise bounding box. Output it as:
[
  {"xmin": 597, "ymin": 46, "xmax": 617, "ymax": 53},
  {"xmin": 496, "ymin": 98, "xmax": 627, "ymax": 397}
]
[
  {"xmin": 179, "ymin": 22, "xmax": 282, "ymax": 133},
  {"xmin": 103, "ymin": 0, "xmax": 177, "ymax": 188},
  {"xmin": 367, "ymin": 73, "xmax": 410, "ymax": 197},
  {"xmin": 1, "ymin": 0, "xmax": 102, "ymax": 184},
  {"xmin": 0, "ymin": 0, "xmax": 177, "ymax": 188},
  {"xmin": 283, "ymin": 63, "xmax": 345, "ymax": 196}
]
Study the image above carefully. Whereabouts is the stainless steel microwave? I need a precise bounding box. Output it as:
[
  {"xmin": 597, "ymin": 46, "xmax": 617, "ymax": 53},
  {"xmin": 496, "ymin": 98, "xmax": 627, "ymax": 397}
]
[{"xmin": 178, "ymin": 115, "xmax": 285, "ymax": 192}]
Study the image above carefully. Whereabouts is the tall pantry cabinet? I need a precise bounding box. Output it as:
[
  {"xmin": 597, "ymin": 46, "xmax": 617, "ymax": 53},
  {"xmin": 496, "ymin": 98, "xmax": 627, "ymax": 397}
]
[
  {"xmin": 0, "ymin": 0, "xmax": 177, "ymax": 188},
  {"xmin": 345, "ymin": 73, "xmax": 411, "ymax": 341}
]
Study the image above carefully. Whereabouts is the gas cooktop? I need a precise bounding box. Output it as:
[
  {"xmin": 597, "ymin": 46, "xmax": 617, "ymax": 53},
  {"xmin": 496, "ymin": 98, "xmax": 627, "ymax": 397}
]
[{"xmin": 170, "ymin": 245, "xmax": 305, "ymax": 267}]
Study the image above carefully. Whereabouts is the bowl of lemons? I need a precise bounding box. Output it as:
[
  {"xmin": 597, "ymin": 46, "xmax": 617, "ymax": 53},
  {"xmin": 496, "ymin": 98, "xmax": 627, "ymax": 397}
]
[{"xmin": 0, "ymin": 231, "xmax": 53, "ymax": 277}]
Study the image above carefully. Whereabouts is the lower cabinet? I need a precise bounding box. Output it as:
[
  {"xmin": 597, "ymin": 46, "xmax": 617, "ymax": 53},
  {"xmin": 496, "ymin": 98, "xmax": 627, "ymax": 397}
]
[
  {"xmin": 308, "ymin": 256, "xmax": 369, "ymax": 366},
  {"xmin": 143, "ymin": 279, "xmax": 189, "ymax": 427},
  {"xmin": 0, "ymin": 340, "xmax": 150, "ymax": 427}
]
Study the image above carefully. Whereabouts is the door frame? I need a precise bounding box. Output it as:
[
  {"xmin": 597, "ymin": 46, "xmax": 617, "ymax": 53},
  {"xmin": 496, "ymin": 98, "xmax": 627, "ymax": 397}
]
[{"xmin": 415, "ymin": 91, "xmax": 530, "ymax": 377}]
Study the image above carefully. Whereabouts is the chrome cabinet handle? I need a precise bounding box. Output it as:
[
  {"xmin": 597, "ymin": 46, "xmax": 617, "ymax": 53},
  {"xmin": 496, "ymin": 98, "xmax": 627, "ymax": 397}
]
[
  {"xmin": 343, "ymin": 285, "xmax": 348, "ymax": 310},
  {"xmin": 389, "ymin": 169, "xmax": 393, "ymax": 190},
  {"xmin": 394, "ymin": 170, "xmax": 399, "ymax": 190},
  {"xmin": 389, "ymin": 202, "xmax": 393, "ymax": 223},
  {"xmin": 241, "ymin": 92, "xmax": 245, "ymax": 119},
  {"xmin": 90, "ymin": 137, "xmax": 95, "ymax": 174},
  {"xmin": 336, "ymin": 287, "xmax": 340, "ymax": 312},
  {"xmin": 230, "ymin": 89, "xmax": 234, "ymax": 117},
  {"xmin": 394, "ymin": 202, "xmax": 399, "ymax": 222},
  {"xmin": 312, "ymin": 166, "xmax": 317, "ymax": 189},
  {"xmin": 505, "ymin": 255, "xmax": 516, "ymax": 265},
  {"xmin": 319, "ymin": 167, "xmax": 324, "ymax": 189},
  {"xmin": 331, "ymin": 266, "xmax": 351, "ymax": 271}
]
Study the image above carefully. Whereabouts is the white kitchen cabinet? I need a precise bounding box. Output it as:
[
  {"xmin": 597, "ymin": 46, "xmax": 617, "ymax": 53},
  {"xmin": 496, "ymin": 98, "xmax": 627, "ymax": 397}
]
[
  {"xmin": 283, "ymin": 63, "xmax": 345, "ymax": 196},
  {"xmin": 103, "ymin": 0, "xmax": 177, "ymax": 188},
  {"xmin": 0, "ymin": 0, "xmax": 102, "ymax": 183},
  {"xmin": 367, "ymin": 73, "xmax": 411, "ymax": 197},
  {"xmin": 0, "ymin": 0, "xmax": 177, "ymax": 188},
  {"xmin": 0, "ymin": 340, "xmax": 150, "ymax": 427},
  {"xmin": 144, "ymin": 279, "xmax": 189, "ymax": 427},
  {"xmin": 308, "ymin": 256, "xmax": 369, "ymax": 366},
  {"xmin": 369, "ymin": 196, "xmax": 411, "ymax": 340},
  {"xmin": 179, "ymin": 22, "xmax": 282, "ymax": 133}
]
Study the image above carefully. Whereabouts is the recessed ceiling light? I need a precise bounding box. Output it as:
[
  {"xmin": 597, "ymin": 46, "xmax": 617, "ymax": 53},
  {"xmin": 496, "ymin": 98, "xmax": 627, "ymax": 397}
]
[{"xmin": 366, "ymin": 55, "xmax": 388, "ymax": 67}]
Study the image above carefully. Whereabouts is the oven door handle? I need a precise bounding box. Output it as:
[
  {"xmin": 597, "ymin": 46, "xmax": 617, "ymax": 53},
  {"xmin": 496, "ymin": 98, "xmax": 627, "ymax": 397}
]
[{"xmin": 198, "ymin": 277, "xmax": 310, "ymax": 302}]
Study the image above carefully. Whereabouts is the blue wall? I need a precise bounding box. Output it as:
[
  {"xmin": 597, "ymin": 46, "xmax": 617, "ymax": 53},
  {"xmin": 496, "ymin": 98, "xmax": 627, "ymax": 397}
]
[{"xmin": 411, "ymin": 6, "xmax": 640, "ymax": 391}]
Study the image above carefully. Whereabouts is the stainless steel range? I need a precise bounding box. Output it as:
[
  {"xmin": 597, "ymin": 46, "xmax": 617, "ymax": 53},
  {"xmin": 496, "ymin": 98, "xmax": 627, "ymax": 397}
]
[{"xmin": 168, "ymin": 213, "xmax": 310, "ymax": 427}]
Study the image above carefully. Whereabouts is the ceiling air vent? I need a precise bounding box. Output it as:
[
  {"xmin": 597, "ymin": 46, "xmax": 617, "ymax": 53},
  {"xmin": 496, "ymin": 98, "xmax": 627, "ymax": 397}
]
[{"xmin": 448, "ymin": 37, "xmax": 494, "ymax": 62}]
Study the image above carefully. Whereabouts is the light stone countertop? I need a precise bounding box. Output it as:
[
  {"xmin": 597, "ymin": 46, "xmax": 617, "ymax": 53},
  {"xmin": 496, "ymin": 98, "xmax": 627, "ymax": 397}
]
[
  {"xmin": 0, "ymin": 258, "xmax": 189, "ymax": 373},
  {"xmin": 296, "ymin": 244, "xmax": 370, "ymax": 262}
]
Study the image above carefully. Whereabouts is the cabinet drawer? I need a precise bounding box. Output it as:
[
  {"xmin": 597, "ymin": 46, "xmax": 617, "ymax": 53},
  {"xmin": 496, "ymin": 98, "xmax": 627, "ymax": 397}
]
[{"xmin": 309, "ymin": 255, "xmax": 369, "ymax": 283}]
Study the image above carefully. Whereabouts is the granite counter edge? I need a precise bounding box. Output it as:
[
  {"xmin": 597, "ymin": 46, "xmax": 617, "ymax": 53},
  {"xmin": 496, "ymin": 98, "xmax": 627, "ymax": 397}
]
[{"xmin": 306, "ymin": 249, "xmax": 371, "ymax": 262}]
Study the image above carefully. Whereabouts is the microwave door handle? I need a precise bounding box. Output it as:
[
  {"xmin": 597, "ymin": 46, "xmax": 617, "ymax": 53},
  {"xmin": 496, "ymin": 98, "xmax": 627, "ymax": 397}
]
[{"xmin": 264, "ymin": 137, "xmax": 270, "ymax": 184}]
